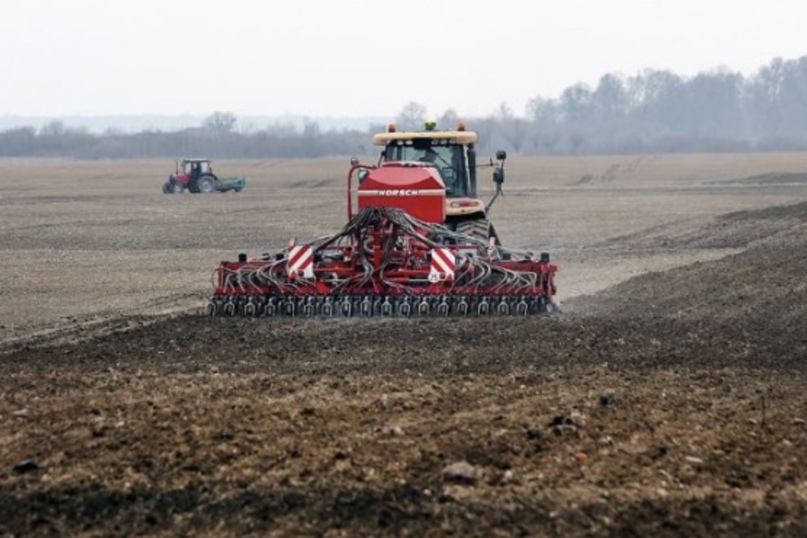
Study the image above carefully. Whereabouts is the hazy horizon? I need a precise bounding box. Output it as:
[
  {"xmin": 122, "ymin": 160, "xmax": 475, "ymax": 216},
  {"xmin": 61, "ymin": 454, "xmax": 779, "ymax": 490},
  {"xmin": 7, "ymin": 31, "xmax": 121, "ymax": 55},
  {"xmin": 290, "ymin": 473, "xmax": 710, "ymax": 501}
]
[{"xmin": 0, "ymin": 112, "xmax": 390, "ymax": 134}]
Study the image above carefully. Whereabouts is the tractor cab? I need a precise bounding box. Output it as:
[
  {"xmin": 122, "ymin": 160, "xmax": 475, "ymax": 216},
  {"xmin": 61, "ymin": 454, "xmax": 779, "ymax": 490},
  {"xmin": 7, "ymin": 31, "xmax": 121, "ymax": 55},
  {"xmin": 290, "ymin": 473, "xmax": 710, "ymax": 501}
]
[
  {"xmin": 379, "ymin": 134, "xmax": 472, "ymax": 197},
  {"xmin": 370, "ymin": 121, "xmax": 506, "ymax": 226},
  {"xmin": 177, "ymin": 158, "xmax": 213, "ymax": 179}
]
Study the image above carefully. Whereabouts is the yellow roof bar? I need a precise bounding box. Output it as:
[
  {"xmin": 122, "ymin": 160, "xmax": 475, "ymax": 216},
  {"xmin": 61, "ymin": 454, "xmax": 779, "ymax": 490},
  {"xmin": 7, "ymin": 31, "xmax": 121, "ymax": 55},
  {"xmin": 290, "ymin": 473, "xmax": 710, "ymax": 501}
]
[{"xmin": 373, "ymin": 130, "xmax": 478, "ymax": 146}]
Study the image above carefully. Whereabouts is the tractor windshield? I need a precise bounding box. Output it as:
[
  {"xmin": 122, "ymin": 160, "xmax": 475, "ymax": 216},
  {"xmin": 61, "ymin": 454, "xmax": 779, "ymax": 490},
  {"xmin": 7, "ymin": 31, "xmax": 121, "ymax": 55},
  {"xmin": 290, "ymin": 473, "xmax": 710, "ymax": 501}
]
[
  {"xmin": 183, "ymin": 160, "xmax": 211, "ymax": 175},
  {"xmin": 383, "ymin": 142, "xmax": 469, "ymax": 196}
]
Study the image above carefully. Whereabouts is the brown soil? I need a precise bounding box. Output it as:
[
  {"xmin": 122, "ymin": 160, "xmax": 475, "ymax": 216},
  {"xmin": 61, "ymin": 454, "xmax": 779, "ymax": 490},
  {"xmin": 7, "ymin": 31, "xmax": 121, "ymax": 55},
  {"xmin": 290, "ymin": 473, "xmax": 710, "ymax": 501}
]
[{"xmin": 2, "ymin": 157, "xmax": 807, "ymax": 536}]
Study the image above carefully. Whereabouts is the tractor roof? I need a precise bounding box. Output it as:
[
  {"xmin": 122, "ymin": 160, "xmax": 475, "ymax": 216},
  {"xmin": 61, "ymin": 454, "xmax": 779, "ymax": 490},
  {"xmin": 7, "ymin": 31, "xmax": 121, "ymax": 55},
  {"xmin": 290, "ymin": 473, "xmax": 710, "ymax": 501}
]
[
  {"xmin": 373, "ymin": 130, "xmax": 478, "ymax": 146},
  {"xmin": 181, "ymin": 158, "xmax": 212, "ymax": 163}
]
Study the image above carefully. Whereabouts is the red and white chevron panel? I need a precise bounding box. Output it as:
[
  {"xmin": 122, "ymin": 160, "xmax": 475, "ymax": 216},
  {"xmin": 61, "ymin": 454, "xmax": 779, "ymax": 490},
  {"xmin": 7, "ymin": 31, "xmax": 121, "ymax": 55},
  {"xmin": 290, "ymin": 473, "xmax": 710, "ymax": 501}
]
[
  {"xmin": 428, "ymin": 248, "xmax": 455, "ymax": 283},
  {"xmin": 287, "ymin": 245, "xmax": 314, "ymax": 279}
]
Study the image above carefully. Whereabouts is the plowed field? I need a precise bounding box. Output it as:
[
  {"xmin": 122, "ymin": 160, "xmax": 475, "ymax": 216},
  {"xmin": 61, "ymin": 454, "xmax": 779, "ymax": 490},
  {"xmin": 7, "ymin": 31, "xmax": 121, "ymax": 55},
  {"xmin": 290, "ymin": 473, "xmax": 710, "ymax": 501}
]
[{"xmin": 2, "ymin": 155, "xmax": 807, "ymax": 537}]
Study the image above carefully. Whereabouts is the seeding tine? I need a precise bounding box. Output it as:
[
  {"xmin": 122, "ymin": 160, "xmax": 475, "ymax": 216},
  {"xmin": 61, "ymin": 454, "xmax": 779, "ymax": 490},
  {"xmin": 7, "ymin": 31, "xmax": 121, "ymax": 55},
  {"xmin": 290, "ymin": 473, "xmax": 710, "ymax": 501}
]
[
  {"xmin": 478, "ymin": 297, "xmax": 490, "ymax": 315},
  {"xmin": 283, "ymin": 296, "xmax": 295, "ymax": 317},
  {"xmin": 437, "ymin": 296, "xmax": 450, "ymax": 316},
  {"xmin": 265, "ymin": 297, "xmax": 277, "ymax": 317},
  {"xmin": 244, "ymin": 297, "xmax": 257, "ymax": 318},
  {"xmin": 361, "ymin": 296, "xmax": 372, "ymax": 316},
  {"xmin": 517, "ymin": 298, "xmax": 529, "ymax": 316},
  {"xmin": 303, "ymin": 297, "xmax": 315, "ymax": 317},
  {"xmin": 457, "ymin": 296, "xmax": 469, "ymax": 316},
  {"xmin": 322, "ymin": 297, "xmax": 334, "ymax": 317},
  {"xmin": 340, "ymin": 296, "xmax": 352, "ymax": 317},
  {"xmin": 399, "ymin": 297, "xmax": 412, "ymax": 317},
  {"xmin": 224, "ymin": 296, "xmax": 236, "ymax": 316},
  {"xmin": 381, "ymin": 297, "xmax": 393, "ymax": 316}
]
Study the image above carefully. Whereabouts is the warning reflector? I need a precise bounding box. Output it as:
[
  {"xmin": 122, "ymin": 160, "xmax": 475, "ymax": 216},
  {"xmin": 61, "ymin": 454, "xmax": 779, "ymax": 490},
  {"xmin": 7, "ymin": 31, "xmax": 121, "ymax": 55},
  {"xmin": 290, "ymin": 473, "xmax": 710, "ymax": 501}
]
[
  {"xmin": 288, "ymin": 245, "xmax": 314, "ymax": 279},
  {"xmin": 429, "ymin": 248, "xmax": 455, "ymax": 282}
]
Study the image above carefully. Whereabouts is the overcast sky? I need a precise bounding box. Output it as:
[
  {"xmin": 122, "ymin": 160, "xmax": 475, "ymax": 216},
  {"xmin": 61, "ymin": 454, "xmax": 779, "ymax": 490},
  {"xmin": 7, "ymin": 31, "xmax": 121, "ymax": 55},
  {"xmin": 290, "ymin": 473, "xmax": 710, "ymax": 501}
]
[{"xmin": 1, "ymin": 0, "xmax": 806, "ymax": 119}]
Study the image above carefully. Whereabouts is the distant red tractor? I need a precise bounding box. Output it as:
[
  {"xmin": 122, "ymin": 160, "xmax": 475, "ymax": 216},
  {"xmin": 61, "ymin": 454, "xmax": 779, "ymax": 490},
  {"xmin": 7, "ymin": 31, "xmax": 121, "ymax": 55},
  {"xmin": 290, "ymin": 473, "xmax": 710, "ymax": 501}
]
[{"xmin": 162, "ymin": 158, "xmax": 246, "ymax": 194}]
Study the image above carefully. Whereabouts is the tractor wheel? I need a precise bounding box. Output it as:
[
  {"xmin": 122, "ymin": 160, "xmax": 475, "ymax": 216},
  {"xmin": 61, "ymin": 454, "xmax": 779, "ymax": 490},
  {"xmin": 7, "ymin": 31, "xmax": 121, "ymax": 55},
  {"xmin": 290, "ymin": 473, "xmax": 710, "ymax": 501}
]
[
  {"xmin": 162, "ymin": 181, "xmax": 171, "ymax": 194},
  {"xmin": 196, "ymin": 175, "xmax": 216, "ymax": 194},
  {"xmin": 456, "ymin": 219, "xmax": 500, "ymax": 244},
  {"xmin": 170, "ymin": 182, "xmax": 184, "ymax": 194}
]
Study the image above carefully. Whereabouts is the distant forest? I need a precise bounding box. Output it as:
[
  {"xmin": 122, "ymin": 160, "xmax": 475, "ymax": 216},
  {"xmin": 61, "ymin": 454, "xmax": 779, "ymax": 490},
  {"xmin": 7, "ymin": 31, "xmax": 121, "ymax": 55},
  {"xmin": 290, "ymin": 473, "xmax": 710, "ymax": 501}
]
[{"xmin": 2, "ymin": 55, "xmax": 806, "ymax": 158}]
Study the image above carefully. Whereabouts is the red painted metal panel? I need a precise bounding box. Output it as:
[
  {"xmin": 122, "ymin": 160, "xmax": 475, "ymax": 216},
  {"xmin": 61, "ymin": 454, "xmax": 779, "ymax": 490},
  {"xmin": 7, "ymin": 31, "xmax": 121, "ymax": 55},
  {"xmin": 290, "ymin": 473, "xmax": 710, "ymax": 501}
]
[{"xmin": 358, "ymin": 164, "xmax": 445, "ymax": 223}]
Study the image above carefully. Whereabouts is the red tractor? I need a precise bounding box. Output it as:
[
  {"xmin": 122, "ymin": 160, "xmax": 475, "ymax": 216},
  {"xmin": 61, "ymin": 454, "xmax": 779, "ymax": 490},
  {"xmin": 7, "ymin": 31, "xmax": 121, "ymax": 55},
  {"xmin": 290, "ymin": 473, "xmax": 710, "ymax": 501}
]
[
  {"xmin": 162, "ymin": 159, "xmax": 246, "ymax": 194},
  {"xmin": 208, "ymin": 122, "xmax": 558, "ymax": 317}
]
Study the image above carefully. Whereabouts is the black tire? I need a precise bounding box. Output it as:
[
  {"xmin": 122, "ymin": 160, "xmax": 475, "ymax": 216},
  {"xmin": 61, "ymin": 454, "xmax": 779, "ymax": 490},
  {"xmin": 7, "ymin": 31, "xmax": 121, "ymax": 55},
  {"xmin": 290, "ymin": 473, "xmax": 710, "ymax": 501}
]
[
  {"xmin": 170, "ymin": 182, "xmax": 184, "ymax": 194},
  {"xmin": 196, "ymin": 175, "xmax": 216, "ymax": 194},
  {"xmin": 456, "ymin": 218, "xmax": 500, "ymax": 244},
  {"xmin": 162, "ymin": 181, "xmax": 171, "ymax": 194}
]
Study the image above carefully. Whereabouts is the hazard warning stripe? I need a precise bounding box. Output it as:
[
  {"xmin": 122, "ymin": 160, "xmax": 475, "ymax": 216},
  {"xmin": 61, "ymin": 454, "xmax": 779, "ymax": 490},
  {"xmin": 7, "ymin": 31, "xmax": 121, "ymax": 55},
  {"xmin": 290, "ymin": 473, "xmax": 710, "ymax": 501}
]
[
  {"xmin": 428, "ymin": 248, "xmax": 456, "ymax": 282},
  {"xmin": 432, "ymin": 248, "xmax": 455, "ymax": 274},
  {"xmin": 288, "ymin": 245, "xmax": 311, "ymax": 269},
  {"xmin": 288, "ymin": 245, "xmax": 314, "ymax": 278}
]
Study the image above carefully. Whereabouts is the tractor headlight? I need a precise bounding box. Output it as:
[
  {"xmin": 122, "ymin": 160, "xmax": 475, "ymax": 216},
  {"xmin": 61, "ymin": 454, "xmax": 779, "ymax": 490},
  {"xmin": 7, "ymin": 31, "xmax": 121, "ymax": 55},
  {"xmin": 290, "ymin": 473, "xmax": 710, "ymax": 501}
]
[{"xmin": 450, "ymin": 201, "xmax": 481, "ymax": 209}]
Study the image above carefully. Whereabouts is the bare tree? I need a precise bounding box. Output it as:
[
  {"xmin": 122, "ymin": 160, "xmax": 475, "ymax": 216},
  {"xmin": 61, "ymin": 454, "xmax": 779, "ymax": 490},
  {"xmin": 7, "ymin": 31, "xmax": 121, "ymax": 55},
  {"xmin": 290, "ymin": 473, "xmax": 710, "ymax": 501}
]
[
  {"xmin": 204, "ymin": 111, "xmax": 237, "ymax": 134},
  {"xmin": 495, "ymin": 102, "xmax": 528, "ymax": 152},
  {"xmin": 396, "ymin": 102, "xmax": 427, "ymax": 131},
  {"xmin": 39, "ymin": 120, "xmax": 66, "ymax": 137},
  {"xmin": 439, "ymin": 108, "xmax": 461, "ymax": 129}
]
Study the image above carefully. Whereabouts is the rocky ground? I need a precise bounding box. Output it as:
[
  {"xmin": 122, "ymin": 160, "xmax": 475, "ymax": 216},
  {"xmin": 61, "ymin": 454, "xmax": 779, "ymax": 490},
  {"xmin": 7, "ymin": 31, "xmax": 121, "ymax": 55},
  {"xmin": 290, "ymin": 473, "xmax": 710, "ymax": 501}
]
[{"xmin": 1, "ymin": 199, "xmax": 807, "ymax": 536}]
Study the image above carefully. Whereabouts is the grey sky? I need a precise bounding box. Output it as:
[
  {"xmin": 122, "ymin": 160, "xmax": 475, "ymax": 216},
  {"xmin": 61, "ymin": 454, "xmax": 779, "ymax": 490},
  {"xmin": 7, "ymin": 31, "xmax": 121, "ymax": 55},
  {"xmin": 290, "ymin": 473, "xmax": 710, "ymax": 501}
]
[{"xmin": 2, "ymin": 0, "xmax": 805, "ymax": 118}]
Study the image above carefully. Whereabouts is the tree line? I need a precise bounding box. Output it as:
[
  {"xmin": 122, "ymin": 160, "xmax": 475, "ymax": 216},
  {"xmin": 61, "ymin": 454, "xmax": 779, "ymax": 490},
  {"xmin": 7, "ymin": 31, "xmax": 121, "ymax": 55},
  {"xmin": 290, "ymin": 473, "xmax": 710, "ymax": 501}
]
[
  {"xmin": 522, "ymin": 55, "xmax": 807, "ymax": 153},
  {"xmin": 2, "ymin": 55, "xmax": 806, "ymax": 159},
  {"xmin": 0, "ymin": 118, "xmax": 373, "ymax": 159}
]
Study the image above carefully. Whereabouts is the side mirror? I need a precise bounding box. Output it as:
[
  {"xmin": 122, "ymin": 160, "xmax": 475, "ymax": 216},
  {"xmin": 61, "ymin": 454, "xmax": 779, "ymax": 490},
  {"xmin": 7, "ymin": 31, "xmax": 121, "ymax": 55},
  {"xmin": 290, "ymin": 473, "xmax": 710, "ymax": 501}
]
[
  {"xmin": 495, "ymin": 150, "xmax": 507, "ymax": 161},
  {"xmin": 350, "ymin": 157, "xmax": 359, "ymax": 166},
  {"xmin": 493, "ymin": 167, "xmax": 505, "ymax": 185}
]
